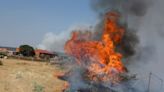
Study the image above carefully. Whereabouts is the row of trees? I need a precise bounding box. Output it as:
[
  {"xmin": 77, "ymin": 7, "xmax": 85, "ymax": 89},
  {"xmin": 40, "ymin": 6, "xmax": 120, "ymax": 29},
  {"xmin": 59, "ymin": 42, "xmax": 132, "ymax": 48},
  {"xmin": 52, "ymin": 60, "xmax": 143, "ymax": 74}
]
[{"xmin": 19, "ymin": 45, "xmax": 35, "ymax": 57}]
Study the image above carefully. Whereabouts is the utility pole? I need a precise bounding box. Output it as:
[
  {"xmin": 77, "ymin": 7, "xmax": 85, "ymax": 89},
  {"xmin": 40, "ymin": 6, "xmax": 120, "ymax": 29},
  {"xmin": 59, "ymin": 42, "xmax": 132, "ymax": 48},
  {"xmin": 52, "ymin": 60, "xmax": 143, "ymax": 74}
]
[{"xmin": 147, "ymin": 72, "xmax": 152, "ymax": 92}]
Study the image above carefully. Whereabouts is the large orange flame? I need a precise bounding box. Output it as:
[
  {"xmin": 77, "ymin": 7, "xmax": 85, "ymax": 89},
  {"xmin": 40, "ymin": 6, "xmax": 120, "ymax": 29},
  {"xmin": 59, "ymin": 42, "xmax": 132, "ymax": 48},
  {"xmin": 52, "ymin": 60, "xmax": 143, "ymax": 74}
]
[{"xmin": 64, "ymin": 11, "xmax": 127, "ymax": 84}]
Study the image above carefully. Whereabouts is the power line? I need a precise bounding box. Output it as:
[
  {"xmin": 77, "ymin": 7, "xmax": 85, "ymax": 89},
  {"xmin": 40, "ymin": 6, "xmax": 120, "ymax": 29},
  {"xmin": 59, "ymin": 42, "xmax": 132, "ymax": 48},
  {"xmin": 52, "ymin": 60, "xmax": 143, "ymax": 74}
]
[
  {"xmin": 147, "ymin": 72, "xmax": 152, "ymax": 92},
  {"xmin": 146, "ymin": 72, "xmax": 163, "ymax": 92},
  {"xmin": 151, "ymin": 73, "xmax": 163, "ymax": 91},
  {"xmin": 130, "ymin": 72, "xmax": 164, "ymax": 92}
]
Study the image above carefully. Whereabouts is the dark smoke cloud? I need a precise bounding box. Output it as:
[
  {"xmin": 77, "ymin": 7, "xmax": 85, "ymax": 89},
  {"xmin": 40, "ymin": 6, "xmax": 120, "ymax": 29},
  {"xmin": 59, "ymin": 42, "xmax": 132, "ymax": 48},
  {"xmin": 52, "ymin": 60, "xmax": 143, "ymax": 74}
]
[{"xmin": 91, "ymin": 0, "xmax": 149, "ymax": 17}]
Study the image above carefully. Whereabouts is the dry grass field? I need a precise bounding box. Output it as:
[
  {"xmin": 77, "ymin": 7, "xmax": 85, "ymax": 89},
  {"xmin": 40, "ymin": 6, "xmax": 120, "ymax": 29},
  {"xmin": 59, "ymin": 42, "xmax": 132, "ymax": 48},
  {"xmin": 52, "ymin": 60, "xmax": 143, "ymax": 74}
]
[{"xmin": 0, "ymin": 58, "xmax": 65, "ymax": 92}]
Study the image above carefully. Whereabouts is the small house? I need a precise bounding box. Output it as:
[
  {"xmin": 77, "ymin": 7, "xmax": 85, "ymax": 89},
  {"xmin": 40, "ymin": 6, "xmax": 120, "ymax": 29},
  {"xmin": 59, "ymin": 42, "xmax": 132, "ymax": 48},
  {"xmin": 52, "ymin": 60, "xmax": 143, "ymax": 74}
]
[{"xmin": 35, "ymin": 49, "xmax": 56, "ymax": 60}]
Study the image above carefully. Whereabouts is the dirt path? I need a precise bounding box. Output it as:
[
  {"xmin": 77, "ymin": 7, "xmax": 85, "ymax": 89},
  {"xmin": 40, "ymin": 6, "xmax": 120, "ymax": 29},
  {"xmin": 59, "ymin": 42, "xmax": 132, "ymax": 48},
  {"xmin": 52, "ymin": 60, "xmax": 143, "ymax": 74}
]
[{"xmin": 0, "ymin": 59, "xmax": 65, "ymax": 92}]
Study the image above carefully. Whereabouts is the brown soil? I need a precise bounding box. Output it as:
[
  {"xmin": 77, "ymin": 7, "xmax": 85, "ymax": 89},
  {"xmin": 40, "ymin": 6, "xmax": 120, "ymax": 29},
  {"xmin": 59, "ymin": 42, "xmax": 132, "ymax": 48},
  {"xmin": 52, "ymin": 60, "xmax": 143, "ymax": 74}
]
[{"xmin": 0, "ymin": 59, "xmax": 65, "ymax": 92}]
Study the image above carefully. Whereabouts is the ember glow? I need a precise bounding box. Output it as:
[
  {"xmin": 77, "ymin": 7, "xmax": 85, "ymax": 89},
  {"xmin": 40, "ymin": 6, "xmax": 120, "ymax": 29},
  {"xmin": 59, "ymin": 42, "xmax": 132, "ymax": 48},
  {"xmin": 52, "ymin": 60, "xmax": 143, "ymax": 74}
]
[{"xmin": 64, "ymin": 11, "xmax": 127, "ymax": 84}]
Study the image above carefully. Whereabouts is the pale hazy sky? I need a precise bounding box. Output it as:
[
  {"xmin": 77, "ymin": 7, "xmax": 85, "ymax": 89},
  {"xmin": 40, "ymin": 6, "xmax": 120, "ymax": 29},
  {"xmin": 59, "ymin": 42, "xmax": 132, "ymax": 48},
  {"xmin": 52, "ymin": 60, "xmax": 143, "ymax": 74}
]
[{"xmin": 0, "ymin": 0, "xmax": 96, "ymax": 47}]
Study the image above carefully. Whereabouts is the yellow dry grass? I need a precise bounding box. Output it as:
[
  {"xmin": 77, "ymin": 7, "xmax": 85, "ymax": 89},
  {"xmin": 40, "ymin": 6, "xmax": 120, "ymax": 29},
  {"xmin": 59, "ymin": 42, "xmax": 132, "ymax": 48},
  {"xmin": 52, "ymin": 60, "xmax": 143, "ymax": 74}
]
[{"xmin": 0, "ymin": 58, "xmax": 65, "ymax": 92}]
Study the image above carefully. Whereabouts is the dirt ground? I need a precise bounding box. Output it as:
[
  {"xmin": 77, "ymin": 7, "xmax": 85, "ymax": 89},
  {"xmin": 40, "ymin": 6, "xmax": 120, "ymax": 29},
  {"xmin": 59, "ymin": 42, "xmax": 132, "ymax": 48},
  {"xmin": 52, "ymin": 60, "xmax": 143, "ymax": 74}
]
[{"xmin": 0, "ymin": 58, "xmax": 65, "ymax": 92}]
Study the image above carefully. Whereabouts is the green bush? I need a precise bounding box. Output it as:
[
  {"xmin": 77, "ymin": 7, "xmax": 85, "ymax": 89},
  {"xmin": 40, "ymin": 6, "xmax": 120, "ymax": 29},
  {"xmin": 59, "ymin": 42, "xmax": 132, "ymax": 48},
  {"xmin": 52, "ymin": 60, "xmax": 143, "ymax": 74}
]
[{"xmin": 33, "ymin": 82, "xmax": 45, "ymax": 92}]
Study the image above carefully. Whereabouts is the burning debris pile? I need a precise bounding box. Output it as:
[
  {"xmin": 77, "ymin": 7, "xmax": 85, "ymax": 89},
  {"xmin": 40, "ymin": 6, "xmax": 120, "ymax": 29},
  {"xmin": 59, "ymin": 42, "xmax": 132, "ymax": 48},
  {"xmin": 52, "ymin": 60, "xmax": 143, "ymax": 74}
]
[
  {"xmin": 65, "ymin": 11, "xmax": 127, "ymax": 84},
  {"xmin": 55, "ymin": 0, "xmax": 150, "ymax": 92},
  {"xmin": 56, "ymin": 11, "xmax": 136, "ymax": 92}
]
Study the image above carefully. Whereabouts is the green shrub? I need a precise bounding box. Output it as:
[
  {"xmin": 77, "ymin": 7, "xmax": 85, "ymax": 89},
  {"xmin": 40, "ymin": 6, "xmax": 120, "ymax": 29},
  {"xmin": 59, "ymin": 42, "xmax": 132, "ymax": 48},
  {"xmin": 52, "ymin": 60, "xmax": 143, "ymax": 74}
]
[{"xmin": 33, "ymin": 82, "xmax": 45, "ymax": 92}]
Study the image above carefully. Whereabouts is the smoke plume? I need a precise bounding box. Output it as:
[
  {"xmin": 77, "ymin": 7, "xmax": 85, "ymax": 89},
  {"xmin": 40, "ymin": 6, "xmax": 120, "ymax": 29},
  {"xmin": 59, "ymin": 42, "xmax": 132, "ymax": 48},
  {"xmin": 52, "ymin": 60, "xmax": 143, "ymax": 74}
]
[
  {"xmin": 38, "ymin": 32, "xmax": 69, "ymax": 52},
  {"xmin": 38, "ymin": 26, "xmax": 92, "ymax": 52},
  {"xmin": 128, "ymin": 0, "xmax": 164, "ymax": 91}
]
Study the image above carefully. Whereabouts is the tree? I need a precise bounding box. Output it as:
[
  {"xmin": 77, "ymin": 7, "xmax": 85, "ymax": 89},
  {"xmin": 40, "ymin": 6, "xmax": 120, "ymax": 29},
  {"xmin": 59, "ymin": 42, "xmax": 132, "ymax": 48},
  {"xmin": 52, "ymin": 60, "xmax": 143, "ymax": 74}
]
[{"xmin": 19, "ymin": 45, "xmax": 35, "ymax": 57}]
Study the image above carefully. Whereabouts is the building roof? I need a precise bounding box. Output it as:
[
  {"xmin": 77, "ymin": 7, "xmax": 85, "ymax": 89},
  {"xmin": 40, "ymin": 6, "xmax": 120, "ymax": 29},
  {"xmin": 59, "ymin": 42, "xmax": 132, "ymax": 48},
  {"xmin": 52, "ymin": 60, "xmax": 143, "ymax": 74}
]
[
  {"xmin": 0, "ymin": 46, "xmax": 16, "ymax": 51},
  {"xmin": 35, "ymin": 49, "xmax": 54, "ymax": 55}
]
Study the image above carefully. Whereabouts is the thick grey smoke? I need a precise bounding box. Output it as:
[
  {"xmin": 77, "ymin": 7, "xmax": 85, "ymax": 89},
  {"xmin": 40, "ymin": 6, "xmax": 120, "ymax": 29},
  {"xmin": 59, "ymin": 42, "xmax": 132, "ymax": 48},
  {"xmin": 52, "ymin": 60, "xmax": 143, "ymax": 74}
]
[
  {"xmin": 128, "ymin": 0, "xmax": 164, "ymax": 91},
  {"xmin": 91, "ymin": 0, "xmax": 149, "ymax": 16},
  {"xmin": 91, "ymin": 0, "xmax": 164, "ymax": 91}
]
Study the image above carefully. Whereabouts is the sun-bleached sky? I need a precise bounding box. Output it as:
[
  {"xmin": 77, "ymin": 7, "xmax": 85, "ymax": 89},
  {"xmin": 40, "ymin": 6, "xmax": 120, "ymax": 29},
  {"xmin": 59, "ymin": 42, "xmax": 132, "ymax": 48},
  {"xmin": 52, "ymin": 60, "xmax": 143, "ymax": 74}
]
[{"xmin": 0, "ymin": 0, "xmax": 96, "ymax": 47}]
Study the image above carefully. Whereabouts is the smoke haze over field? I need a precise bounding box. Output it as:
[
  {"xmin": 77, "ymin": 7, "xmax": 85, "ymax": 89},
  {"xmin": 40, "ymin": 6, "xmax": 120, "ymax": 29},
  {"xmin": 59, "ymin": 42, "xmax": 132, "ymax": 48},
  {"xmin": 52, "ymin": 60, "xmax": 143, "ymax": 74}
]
[
  {"xmin": 38, "ymin": 32, "xmax": 69, "ymax": 52},
  {"xmin": 38, "ymin": 25, "xmax": 93, "ymax": 52}
]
